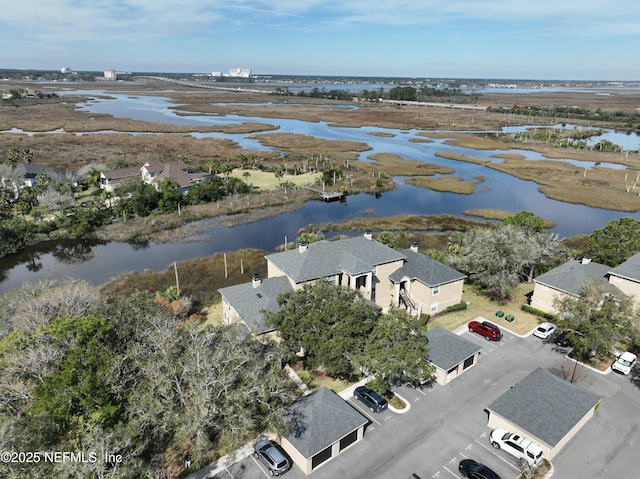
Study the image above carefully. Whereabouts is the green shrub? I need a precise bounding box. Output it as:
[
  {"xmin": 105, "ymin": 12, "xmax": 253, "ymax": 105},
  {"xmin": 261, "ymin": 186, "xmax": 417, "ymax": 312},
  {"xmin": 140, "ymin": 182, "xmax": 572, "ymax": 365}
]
[
  {"xmin": 434, "ymin": 301, "xmax": 468, "ymax": 316},
  {"xmin": 522, "ymin": 304, "xmax": 555, "ymax": 320}
]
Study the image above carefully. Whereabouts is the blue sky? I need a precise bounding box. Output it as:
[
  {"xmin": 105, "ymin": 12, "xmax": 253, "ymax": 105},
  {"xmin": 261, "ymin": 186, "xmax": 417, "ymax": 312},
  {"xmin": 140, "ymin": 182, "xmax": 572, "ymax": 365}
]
[{"xmin": 1, "ymin": 1, "xmax": 639, "ymax": 80}]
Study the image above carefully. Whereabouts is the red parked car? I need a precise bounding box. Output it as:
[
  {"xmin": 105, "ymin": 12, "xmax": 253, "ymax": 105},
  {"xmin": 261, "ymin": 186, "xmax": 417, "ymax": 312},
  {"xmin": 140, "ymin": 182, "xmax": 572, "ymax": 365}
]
[{"xmin": 468, "ymin": 320, "xmax": 502, "ymax": 341}]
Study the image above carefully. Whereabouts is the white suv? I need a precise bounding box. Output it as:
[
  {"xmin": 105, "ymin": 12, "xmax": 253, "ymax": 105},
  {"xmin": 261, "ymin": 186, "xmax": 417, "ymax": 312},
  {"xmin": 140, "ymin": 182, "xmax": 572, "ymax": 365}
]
[{"xmin": 490, "ymin": 428, "xmax": 544, "ymax": 467}]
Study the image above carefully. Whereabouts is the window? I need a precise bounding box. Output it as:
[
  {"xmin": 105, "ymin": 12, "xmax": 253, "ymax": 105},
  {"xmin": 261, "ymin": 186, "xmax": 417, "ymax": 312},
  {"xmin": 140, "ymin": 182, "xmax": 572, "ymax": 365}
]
[
  {"xmin": 433, "ymin": 285, "xmax": 440, "ymax": 295},
  {"xmin": 355, "ymin": 275, "xmax": 367, "ymax": 289},
  {"xmin": 430, "ymin": 302, "xmax": 438, "ymax": 313}
]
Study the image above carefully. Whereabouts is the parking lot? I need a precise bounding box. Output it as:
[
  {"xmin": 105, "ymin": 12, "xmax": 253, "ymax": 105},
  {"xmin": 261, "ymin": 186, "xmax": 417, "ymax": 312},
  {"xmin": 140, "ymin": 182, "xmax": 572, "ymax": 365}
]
[{"xmin": 208, "ymin": 327, "xmax": 640, "ymax": 479}]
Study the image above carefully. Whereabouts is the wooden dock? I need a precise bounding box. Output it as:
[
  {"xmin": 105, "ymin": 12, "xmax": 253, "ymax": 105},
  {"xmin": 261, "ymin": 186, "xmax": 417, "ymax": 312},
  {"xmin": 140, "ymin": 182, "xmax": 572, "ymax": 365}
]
[{"xmin": 301, "ymin": 186, "xmax": 346, "ymax": 202}]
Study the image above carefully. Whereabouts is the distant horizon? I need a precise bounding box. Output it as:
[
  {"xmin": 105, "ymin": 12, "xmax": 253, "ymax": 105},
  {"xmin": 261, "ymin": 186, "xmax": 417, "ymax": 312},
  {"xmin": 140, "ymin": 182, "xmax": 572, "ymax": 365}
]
[
  {"xmin": 2, "ymin": 68, "xmax": 638, "ymax": 85},
  {"xmin": 2, "ymin": 2, "xmax": 639, "ymax": 82}
]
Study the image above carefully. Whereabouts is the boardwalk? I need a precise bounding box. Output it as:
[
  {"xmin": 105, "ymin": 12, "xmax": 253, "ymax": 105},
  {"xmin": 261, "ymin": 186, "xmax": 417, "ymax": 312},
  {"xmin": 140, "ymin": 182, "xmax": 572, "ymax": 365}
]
[{"xmin": 301, "ymin": 186, "xmax": 346, "ymax": 201}]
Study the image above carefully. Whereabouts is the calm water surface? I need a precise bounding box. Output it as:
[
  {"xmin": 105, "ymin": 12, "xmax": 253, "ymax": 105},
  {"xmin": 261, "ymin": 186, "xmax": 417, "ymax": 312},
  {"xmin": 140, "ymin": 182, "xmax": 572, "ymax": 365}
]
[{"xmin": 1, "ymin": 92, "xmax": 640, "ymax": 294}]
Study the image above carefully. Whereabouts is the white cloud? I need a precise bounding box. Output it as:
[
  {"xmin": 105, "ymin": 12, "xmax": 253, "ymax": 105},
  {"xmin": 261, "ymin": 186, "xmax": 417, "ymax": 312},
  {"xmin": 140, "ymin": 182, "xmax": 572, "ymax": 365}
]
[{"xmin": 3, "ymin": 0, "xmax": 639, "ymax": 43}]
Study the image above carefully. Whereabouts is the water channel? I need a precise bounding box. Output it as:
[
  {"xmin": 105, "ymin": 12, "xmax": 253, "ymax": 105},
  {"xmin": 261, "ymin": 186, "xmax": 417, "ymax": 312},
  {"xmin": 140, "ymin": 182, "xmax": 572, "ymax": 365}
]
[{"xmin": 1, "ymin": 90, "xmax": 640, "ymax": 294}]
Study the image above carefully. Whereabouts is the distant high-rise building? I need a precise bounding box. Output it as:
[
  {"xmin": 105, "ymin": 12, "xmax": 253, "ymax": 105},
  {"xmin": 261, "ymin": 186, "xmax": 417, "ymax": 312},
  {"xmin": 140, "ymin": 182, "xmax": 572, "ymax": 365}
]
[
  {"xmin": 228, "ymin": 68, "xmax": 251, "ymax": 78},
  {"xmin": 104, "ymin": 69, "xmax": 117, "ymax": 81}
]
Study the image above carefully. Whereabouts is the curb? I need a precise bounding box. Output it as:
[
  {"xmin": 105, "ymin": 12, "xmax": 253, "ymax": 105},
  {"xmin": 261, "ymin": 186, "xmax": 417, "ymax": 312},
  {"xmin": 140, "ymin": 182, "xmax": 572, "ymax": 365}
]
[{"xmin": 388, "ymin": 391, "xmax": 411, "ymax": 414}]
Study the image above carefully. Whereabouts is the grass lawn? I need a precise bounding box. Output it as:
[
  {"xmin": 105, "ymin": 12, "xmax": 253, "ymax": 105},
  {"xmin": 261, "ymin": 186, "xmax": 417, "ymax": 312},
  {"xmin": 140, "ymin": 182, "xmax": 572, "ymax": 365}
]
[
  {"xmin": 229, "ymin": 168, "xmax": 321, "ymax": 190},
  {"xmin": 428, "ymin": 283, "xmax": 542, "ymax": 336}
]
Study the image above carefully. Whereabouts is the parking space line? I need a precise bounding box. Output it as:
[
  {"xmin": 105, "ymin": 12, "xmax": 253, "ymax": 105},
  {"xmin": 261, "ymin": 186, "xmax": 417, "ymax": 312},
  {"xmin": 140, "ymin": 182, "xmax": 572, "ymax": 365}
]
[
  {"xmin": 432, "ymin": 471, "xmax": 441, "ymax": 478},
  {"xmin": 225, "ymin": 466, "xmax": 236, "ymax": 479},
  {"xmin": 251, "ymin": 454, "xmax": 272, "ymax": 478},
  {"xmin": 473, "ymin": 439, "xmax": 520, "ymax": 471},
  {"xmin": 442, "ymin": 465, "xmax": 462, "ymax": 478}
]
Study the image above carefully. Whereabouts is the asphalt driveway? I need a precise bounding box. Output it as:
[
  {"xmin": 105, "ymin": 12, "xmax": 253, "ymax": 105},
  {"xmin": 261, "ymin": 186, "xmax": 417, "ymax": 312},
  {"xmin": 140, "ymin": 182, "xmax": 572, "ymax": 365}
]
[{"xmin": 209, "ymin": 328, "xmax": 640, "ymax": 479}]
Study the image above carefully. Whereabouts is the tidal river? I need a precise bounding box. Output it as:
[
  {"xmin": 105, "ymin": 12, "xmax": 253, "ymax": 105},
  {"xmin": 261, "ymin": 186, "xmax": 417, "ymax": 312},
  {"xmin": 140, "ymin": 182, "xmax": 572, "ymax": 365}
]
[{"xmin": 1, "ymin": 91, "xmax": 639, "ymax": 294}]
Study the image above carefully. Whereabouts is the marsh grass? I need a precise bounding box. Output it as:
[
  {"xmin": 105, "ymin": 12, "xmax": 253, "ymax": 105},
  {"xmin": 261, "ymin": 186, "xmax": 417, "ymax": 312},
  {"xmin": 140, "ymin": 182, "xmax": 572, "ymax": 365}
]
[
  {"xmin": 405, "ymin": 175, "xmax": 475, "ymax": 194},
  {"xmin": 463, "ymin": 209, "xmax": 557, "ymax": 228},
  {"xmin": 365, "ymin": 152, "xmax": 453, "ymax": 176},
  {"xmin": 434, "ymin": 151, "xmax": 491, "ymax": 164},
  {"xmin": 102, "ymin": 248, "xmax": 268, "ymax": 309},
  {"xmin": 299, "ymin": 214, "xmax": 490, "ymax": 235}
]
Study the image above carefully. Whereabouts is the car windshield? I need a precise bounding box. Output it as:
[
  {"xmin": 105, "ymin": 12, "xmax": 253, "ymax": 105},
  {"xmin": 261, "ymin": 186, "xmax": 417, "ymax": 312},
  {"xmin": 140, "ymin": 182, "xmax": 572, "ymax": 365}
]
[{"xmin": 618, "ymin": 357, "xmax": 633, "ymax": 366}]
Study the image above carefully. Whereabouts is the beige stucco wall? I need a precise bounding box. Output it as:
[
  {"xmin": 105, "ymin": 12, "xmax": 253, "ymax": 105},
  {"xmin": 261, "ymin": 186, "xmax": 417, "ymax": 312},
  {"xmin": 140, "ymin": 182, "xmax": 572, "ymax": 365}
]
[
  {"xmin": 431, "ymin": 352, "xmax": 479, "ymax": 386},
  {"xmin": 375, "ymin": 259, "xmax": 408, "ymax": 309},
  {"xmin": 281, "ymin": 436, "xmax": 311, "ymax": 475},
  {"xmin": 609, "ymin": 275, "xmax": 640, "ymax": 307},
  {"xmin": 413, "ymin": 279, "xmax": 464, "ymax": 314},
  {"xmin": 281, "ymin": 426, "xmax": 365, "ymax": 475},
  {"xmin": 530, "ymin": 283, "xmax": 572, "ymax": 314}
]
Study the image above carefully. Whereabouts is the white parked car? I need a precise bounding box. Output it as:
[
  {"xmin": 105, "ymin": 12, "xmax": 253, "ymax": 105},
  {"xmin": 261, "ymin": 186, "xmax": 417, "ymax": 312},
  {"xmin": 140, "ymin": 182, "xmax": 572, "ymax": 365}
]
[
  {"xmin": 490, "ymin": 428, "xmax": 544, "ymax": 467},
  {"xmin": 611, "ymin": 351, "xmax": 637, "ymax": 375},
  {"xmin": 532, "ymin": 322, "xmax": 556, "ymax": 340}
]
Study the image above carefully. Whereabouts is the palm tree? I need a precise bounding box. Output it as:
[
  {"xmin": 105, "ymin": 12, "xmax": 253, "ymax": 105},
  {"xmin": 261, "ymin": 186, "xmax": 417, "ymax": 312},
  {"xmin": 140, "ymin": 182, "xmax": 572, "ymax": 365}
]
[{"xmin": 85, "ymin": 167, "xmax": 102, "ymax": 188}]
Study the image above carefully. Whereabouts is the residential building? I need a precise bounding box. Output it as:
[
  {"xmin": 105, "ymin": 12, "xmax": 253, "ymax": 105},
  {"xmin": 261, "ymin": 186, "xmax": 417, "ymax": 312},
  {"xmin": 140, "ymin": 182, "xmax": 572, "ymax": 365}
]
[
  {"xmin": 607, "ymin": 252, "xmax": 640, "ymax": 304},
  {"xmin": 219, "ymin": 275, "xmax": 292, "ymax": 334},
  {"xmin": 530, "ymin": 254, "xmax": 639, "ymax": 315},
  {"xmin": 220, "ymin": 234, "xmax": 466, "ymax": 333},
  {"xmin": 140, "ymin": 160, "xmax": 210, "ymax": 194},
  {"xmin": 99, "ymin": 160, "xmax": 210, "ymax": 194}
]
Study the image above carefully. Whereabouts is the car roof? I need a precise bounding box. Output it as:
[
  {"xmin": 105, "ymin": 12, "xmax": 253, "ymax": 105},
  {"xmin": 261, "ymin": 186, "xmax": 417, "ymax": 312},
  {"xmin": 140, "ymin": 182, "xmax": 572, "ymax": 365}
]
[
  {"xmin": 619, "ymin": 352, "xmax": 637, "ymax": 361},
  {"xmin": 537, "ymin": 322, "xmax": 554, "ymax": 329}
]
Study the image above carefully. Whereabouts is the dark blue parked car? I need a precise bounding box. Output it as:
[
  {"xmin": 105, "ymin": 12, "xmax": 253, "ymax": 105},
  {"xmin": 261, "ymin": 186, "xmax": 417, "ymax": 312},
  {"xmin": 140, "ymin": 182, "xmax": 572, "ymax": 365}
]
[{"xmin": 354, "ymin": 385, "xmax": 388, "ymax": 413}]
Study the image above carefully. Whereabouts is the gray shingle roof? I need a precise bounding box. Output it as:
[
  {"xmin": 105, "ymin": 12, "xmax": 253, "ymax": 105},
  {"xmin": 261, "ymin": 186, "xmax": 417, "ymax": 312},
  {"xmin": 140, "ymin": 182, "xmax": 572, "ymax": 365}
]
[
  {"xmin": 390, "ymin": 249, "xmax": 466, "ymax": 286},
  {"xmin": 218, "ymin": 276, "xmax": 292, "ymax": 334},
  {"xmin": 266, "ymin": 237, "xmax": 406, "ymax": 284},
  {"xmin": 284, "ymin": 386, "xmax": 368, "ymax": 458},
  {"xmin": 533, "ymin": 259, "xmax": 619, "ymax": 296},
  {"xmin": 425, "ymin": 326, "xmax": 482, "ymax": 371},
  {"xmin": 609, "ymin": 252, "xmax": 640, "ymax": 283},
  {"xmin": 487, "ymin": 367, "xmax": 601, "ymax": 447}
]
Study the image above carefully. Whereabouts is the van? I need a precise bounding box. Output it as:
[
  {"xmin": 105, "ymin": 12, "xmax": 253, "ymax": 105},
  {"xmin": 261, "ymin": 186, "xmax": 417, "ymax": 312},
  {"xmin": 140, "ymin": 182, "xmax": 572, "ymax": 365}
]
[{"xmin": 490, "ymin": 428, "xmax": 544, "ymax": 467}]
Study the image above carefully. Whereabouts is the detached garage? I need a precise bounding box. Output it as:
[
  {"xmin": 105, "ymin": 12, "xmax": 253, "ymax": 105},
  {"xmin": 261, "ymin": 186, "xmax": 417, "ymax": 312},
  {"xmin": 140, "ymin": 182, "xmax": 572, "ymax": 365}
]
[
  {"xmin": 426, "ymin": 326, "xmax": 482, "ymax": 385},
  {"xmin": 281, "ymin": 387, "xmax": 368, "ymax": 474},
  {"xmin": 486, "ymin": 367, "xmax": 601, "ymax": 460}
]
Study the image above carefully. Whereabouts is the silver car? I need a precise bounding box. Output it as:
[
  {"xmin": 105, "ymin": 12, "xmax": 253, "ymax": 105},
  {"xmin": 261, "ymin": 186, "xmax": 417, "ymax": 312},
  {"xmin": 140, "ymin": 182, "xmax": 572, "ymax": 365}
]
[{"xmin": 254, "ymin": 439, "xmax": 291, "ymax": 476}]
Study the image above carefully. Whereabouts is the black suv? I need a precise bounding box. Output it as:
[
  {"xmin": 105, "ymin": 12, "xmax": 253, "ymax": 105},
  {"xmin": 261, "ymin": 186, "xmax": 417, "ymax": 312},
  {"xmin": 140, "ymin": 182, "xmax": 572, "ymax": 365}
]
[{"xmin": 354, "ymin": 386, "xmax": 388, "ymax": 412}]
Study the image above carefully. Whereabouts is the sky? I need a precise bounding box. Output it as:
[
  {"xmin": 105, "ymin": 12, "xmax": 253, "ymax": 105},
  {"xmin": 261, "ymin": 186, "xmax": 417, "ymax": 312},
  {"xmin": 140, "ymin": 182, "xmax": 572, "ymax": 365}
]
[{"xmin": 1, "ymin": 1, "xmax": 639, "ymax": 81}]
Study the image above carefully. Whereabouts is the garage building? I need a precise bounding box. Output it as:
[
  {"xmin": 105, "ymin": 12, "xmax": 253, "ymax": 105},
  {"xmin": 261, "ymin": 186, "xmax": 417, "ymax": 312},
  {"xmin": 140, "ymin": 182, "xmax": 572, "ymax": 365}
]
[
  {"xmin": 486, "ymin": 367, "xmax": 601, "ymax": 460},
  {"xmin": 281, "ymin": 386, "xmax": 368, "ymax": 474},
  {"xmin": 426, "ymin": 326, "xmax": 482, "ymax": 385}
]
